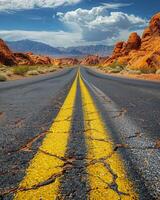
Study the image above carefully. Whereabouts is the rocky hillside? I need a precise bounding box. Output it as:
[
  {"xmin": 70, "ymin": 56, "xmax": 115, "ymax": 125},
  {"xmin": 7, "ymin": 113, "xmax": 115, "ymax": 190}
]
[
  {"xmin": 102, "ymin": 12, "xmax": 160, "ymax": 73},
  {"xmin": 80, "ymin": 55, "xmax": 107, "ymax": 66},
  {"xmin": 0, "ymin": 39, "xmax": 17, "ymax": 66},
  {"xmin": 0, "ymin": 39, "xmax": 79, "ymax": 67}
]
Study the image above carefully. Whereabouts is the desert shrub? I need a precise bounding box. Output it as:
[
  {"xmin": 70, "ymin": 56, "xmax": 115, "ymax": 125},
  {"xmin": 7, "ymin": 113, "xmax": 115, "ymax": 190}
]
[
  {"xmin": 13, "ymin": 65, "xmax": 29, "ymax": 75},
  {"xmin": 0, "ymin": 64, "xmax": 6, "ymax": 68},
  {"xmin": 139, "ymin": 68, "xmax": 156, "ymax": 74},
  {"xmin": 127, "ymin": 69, "xmax": 142, "ymax": 74},
  {"xmin": 48, "ymin": 68, "xmax": 56, "ymax": 72},
  {"xmin": 156, "ymin": 69, "xmax": 160, "ymax": 74},
  {"xmin": 106, "ymin": 65, "xmax": 124, "ymax": 73},
  {"xmin": 6, "ymin": 71, "xmax": 13, "ymax": 76},
  {"xmin": 0, "ymin": 74, "xmax": 7, "ymax": 81},
  {"xmin": 38, "ymin": 69, "xmax": 46, "ymax": 74},
  {"xmin": 108, "ymin": 61, "xmax": 127, "ymax": 70},
  {"xmin": 27, "ymin": 70, "xmax": 39, "ymax": 76}
]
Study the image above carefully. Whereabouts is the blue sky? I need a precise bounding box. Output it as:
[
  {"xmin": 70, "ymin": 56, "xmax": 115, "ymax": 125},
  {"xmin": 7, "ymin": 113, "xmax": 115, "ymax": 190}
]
[{"xmin": 0, "ymin": 0, "xmax": 159, "ymax": 47}]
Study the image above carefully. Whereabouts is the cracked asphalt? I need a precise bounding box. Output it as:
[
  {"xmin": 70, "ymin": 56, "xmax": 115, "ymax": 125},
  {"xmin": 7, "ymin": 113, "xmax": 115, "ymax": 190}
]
[{"xmin": 0, "ymin": 66, "xmax": 160, "ymax": 200}]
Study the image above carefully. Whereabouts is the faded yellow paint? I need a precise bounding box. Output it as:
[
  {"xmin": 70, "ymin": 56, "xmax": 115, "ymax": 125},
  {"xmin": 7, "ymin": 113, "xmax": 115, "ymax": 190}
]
[
  {"xmin": 79, "ymin": 73, "xmax": 138, "ymax": 200},
  {"xmin": 14, "ymin": 74, "xmax": 78, "ymax": 200}
]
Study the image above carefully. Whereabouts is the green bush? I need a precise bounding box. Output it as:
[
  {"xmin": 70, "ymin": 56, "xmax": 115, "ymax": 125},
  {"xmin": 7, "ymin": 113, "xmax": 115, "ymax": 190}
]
[
  {"xmin": 0, "ymin": 74, "xmax": 7, "ymax": 81},
  {"xmin": 13, "ymin": 66, "xmax": 29, "ymax": 75}
]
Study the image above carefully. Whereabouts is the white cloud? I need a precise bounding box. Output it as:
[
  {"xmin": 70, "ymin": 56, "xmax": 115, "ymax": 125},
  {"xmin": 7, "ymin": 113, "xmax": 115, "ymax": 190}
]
[
  {"xmin": 57, "ymin": 5, "xmax": 147, "ymax": 42},
  {"xmin": 0, "ymin": 0, "xmax": 81, "ymax": 11},
  {"xmin": 101, "ymin": 3, "xmax": 133, "ymax": 9},
  {"xmin": 0, "ymin": 3, "xmax": 148, "ymax": 47}
]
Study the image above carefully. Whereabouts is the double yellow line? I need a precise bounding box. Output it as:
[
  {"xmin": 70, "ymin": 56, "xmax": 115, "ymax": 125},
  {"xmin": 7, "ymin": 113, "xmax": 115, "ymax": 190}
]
[
  {"xmin": 79, "ymin": 74, "xmax": 137, "ymax": 200},
  {"xmin": 14, "ymin": 70, "xmax": 138, "ymax": 200}
]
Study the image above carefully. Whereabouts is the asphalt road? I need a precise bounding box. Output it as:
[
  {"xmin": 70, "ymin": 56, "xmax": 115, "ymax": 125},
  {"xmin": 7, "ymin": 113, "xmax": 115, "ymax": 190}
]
[{"xmin": 0, "ymin": 66, "xmax": 160, "ymax": 200}]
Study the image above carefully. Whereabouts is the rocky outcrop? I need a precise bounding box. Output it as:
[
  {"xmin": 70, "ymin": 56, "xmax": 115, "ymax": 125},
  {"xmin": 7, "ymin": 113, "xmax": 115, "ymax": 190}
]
[
  {"xmin": 149, "ymin": 13, "xmax": 160, "ymax": 36},
  {"xmin": 52, "ymin": 58, "xmax": 79, "ymax": 66},
  {"xmin": 14, "ymin": 52, "xmax": 53, "ymax": 66},
  {"xmin": 80, "ymin": 55, "xmax": 106, "ymax": 66},
  {"xmin": 113, "ymin": 42, "xmax": 125, "ymax": 55},
  {"xmin": 125, "ymin": 32, "xmax": 141, "ymax": 51},
  {"xmin": 14, "ymin": 53, "xmax": 34, "ymax": 65},
  {"xmin": 103, "ymin": 12, "xmax": 160, "ymax": 71},
  {"xmin": 0, "ymin": 39, "xmax": 17, "ymax": 66},
  {"xmin": 27, "ymin": 53, "xmax": 52, "ymax": 65}
]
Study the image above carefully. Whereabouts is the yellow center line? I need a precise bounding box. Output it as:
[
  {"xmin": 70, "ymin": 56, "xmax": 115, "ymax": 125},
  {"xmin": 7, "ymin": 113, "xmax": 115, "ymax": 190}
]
[
  {"xmin": 79, "ymin": 72, "xmax": 138, "ymax": 200},
  {"xmin": 14, "ymin": 74, "xmax": 78, "ymax": 200}
]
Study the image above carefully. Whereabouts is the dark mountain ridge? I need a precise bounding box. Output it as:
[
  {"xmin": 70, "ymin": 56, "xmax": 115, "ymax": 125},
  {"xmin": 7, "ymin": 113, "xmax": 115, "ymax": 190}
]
[{"xmin": 6, "ymin": 40, "xmax": 113, "ymax": 57}]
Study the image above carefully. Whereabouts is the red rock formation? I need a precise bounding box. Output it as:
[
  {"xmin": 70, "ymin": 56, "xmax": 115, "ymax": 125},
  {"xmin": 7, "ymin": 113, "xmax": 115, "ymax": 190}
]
[
  {"xmin": 0, "ymin": 39, "xmax": 17, "ymax": 66},
  {"xmin": 52, "ymin": 58, "xmax": 79, "ymax": 66},
  {"xmin": 14, "ymin": 53, "xmax": 34, "ymax": 65},
  {"xmin": 102, "ymin": 13, "xmax": 160, "ymax": 71},
  {"xmin": 80, "ymin": 55, "xmax": 106, "ymax": 66},
  {"xmin": 125, "ymin": 32, "xmax": 141, "ymax": 51},
  {"xmin": 113, "ymin": 42, "xmax": 125, "ymax": 55},
  {"xmin": 28, "ymin": 54, "xmax": 52, "ymax": 65},
  {"xmin": 149, "ymin": 12, "xmax": 160, "ymax": 36},
  {"xmin": 142, "ymin": 12, "xmax": 160, "ymax": 41}
]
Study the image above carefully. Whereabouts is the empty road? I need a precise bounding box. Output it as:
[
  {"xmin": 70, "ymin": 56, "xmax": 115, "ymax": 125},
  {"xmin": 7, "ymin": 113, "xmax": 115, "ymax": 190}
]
[{"xmin": 0, "ymin": 67, "xmax": 160, "ymax": 200}]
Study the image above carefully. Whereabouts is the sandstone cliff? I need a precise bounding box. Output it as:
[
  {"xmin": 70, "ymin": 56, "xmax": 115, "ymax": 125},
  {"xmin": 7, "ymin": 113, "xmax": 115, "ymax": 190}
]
[
  {"xmin": 103, "ymin": 12, "xmax": 160, "ymax": 73},
  {"xmin": 0, "ymin": 39, "xmax": 17, "ymax": 66}
]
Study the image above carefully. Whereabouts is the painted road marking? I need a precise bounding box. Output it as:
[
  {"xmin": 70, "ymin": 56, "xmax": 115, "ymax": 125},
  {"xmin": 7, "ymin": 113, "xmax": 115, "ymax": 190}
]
[
  {"xmin": 79, "ymin": 72, "xmax": 138, "ymax": 200},
  {"xmin": 14, "ymin": 74, "xmax": 78, "ymax": 200},
  {"xmin": 14, "ymin": 70, "xmax": 138, "ymax": 200}
]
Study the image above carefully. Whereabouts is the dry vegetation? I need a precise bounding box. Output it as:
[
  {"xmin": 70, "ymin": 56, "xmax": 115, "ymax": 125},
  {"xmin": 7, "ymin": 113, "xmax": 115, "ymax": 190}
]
[{"xmin": 0, "ymin": 64, "xmax": 64, "ymax": 81}]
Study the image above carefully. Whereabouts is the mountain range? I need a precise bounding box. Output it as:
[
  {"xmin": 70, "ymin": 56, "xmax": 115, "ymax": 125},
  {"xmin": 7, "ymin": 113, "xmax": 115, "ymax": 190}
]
[{"xmin": 6, "ymin": 40, "xmax": 113, "ymax": 58}]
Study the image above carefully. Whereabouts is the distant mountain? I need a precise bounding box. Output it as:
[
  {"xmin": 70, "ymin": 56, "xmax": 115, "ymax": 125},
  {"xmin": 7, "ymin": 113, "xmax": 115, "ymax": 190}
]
[
  {"xmin": 6, "ymin": 40, "xmax": 62, "ymax": 57},
  {"xmin": 66, "ymin": 45, "xmax": 113, "ymax": 56},
  {"xmin": 6, "ymin": 40, "xmax": 113, "ymax": 57}
]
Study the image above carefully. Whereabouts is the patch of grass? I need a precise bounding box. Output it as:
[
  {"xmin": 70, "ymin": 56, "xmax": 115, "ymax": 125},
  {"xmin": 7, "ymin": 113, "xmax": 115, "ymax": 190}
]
[
  {"xmin": 0, "ymin": 74, "xmax": 7, "ymax": 81},
  {"xmin": 13, "ymin": 65, "xmax": 29, "ymax": 76},
  {"xmin": 27, "ymin": 70, "xmax": 39, "ymax": 76}
]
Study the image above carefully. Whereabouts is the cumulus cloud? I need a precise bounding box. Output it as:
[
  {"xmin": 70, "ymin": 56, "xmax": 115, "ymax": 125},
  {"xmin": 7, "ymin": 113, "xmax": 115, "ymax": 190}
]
[
  {"xmin": 57, "ymin": 5, "xmax": 147, "ymax": 42},
  {"xmin": 0, "ymin": 3, "xmax": 148, "ymax": 47},
  {"xmin": 0, "ymin": 0, "xmax": 81, "ymax": 11}
]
